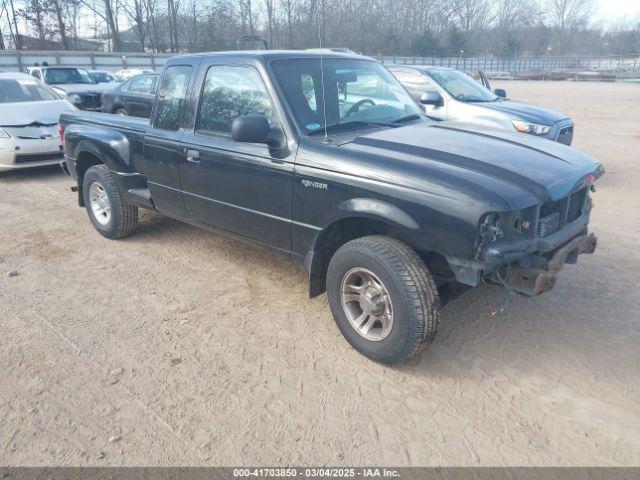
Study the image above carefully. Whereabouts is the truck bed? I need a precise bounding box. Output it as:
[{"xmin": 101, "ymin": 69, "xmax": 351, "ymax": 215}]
[{"xmin": 60, "ymin": 111, "xmax": 149, "ymax": 133}]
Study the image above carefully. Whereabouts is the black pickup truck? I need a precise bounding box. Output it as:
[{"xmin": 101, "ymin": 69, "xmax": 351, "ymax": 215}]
[{"xmin": 59, "ymin": 51, "xmax": 603, "ymax": 364}]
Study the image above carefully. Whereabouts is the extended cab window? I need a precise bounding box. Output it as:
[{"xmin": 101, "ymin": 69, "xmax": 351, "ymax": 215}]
[
  {"xmin": 197, "ymin": 66, "xmax": 273, "ymax": 134},
  {"xmin": 153, "ymin": 66, "xmax": 192, "ymax": 131}
]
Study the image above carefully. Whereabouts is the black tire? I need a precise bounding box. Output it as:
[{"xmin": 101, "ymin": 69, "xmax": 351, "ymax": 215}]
[
  {"xmin": 114, "ymin": 108, "xmax": 128, "ymax": 116},
  {"xmin": 82, "ymin": 164, "xmax": 138, "ymax": 239},
  {"xmin": 326, "ymin": 235, "xmax": 440, "ymax": 364}
]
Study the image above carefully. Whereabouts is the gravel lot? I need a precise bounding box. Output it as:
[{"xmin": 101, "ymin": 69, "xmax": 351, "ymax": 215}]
[{"xmin": 1, "ymin": 81, "xmax": 639, "ymax": 467}]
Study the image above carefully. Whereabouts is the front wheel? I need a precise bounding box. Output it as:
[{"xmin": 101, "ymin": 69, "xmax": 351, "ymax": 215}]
[
  {"xmin": 326, "ymin": 236, "xmax": 440, "ymax": 364},
  {"xmin": 82, "ymin": 164, "xmax": 138, "ymax": 239}
]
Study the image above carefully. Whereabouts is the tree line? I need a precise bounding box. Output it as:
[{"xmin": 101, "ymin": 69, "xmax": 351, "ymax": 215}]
[{"xmin": 1, "ymin": 0, "xmax": 639, "ymax": 57}]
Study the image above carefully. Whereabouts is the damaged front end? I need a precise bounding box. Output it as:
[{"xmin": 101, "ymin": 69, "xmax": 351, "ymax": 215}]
[
  {"xmin": 446, "ymin": 170, "xmax": 602, "ymax": 297},
  {"xmin": 486, "ymin": 232, "xmax": 597, "ymax": 296}
]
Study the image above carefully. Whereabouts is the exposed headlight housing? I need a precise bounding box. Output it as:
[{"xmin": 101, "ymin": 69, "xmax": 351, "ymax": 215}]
[
  {"xmin": 479, "ymin": 213, "xmax": 505, "ymax": 243},
  {"xmin": 67, "ymin": 93, "xmax": 82, "ymax": 105},
  {"xmin": 512, "ymin": 120, "xmax": 551, "ymax": 136},
  {"xmin": 0, "ymin": 127, "xmax": 10, "ymax": 138}
]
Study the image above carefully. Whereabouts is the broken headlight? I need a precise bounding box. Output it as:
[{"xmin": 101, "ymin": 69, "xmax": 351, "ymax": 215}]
[{"xmin": 477, "ymin": 210, "xmax": 534, "ymax": 250}]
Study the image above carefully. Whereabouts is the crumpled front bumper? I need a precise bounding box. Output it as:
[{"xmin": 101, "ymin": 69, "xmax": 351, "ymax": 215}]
[{"xmin": 489, "ymin": 232, "xmax": 597, "ymax": 296}]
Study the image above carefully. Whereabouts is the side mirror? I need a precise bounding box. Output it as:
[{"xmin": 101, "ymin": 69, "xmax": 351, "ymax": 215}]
[
  {"xmin": 494, "ymin": 88, "xmax": 507, "ymax": 98},
  {"xmin": 231, "ymin": 115, "xmax": 286, "ymax": 149},
  {"xmin": 420, "ymin": 91, "xmax": 443, "ymax": 106}
]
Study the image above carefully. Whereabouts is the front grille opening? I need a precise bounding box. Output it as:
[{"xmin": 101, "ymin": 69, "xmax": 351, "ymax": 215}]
[
  {"xmin": 538, "ymin": 212, "xmax": 560, "ymax": 237},
  {"xmin": 567, "ymin": 187, "xmax": 587, "ymax": 222},
  {"xmin": 540, "ymin": 197, "xmax": 565, "ymax": 218},
  {"xmin": 537, "ymin": 187, "xmax": 588, "ymax": 237},
  {"xmin": 81, "ymin": 94, "xmax": 101, "ymax": 109},
  {"xmin": 15, "ymin": 151, "xmax": 64, "ymax": 164}
]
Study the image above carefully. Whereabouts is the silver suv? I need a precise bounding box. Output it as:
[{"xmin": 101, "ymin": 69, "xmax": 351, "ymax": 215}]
[{"xmin": 389, "ymin": 65, "xmax": 574, "ymax": 145}]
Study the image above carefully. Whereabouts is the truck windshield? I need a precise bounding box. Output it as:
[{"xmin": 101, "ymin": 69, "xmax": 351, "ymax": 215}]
[
  {"xmin": 426, "ymin": 69, "xmax": 498, "ymax": 102},
  {"xmin": 270, "ymin": 58, "xmax": 422, "ymax": 135},
  {"xmin": 43, "ymin": 68, "xmax": 96, "ymax": 85},
  {"xmin": 0, "ymin": 78, "xmax": 61, "ymax": 103}
]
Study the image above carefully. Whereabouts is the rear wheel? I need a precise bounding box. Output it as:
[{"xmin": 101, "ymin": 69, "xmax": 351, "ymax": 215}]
[
  {"xmin": 82, "ymin": 164, "xmax": 138, "ymax": 239},
  {"xmin": 326, "ymin": 235, "xmax": 440, "ymax": 364}
]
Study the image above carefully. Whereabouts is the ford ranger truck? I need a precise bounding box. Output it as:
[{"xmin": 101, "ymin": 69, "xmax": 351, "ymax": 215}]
[{"xmin": 59, "ymin": 51, "xmax": 603, "ymax": 364}]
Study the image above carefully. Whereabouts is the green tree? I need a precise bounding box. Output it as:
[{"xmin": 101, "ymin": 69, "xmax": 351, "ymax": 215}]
[
  {"xmin": 500, "ymin": 35, "xmax": 521, "ymax": 56},
  {"xmin": 446, "ymin": 27, "xmax": 467, "ymax": 56},
  {"xmin": 410, "ymin": 30, "xmax": 441, "ymax": 56}
]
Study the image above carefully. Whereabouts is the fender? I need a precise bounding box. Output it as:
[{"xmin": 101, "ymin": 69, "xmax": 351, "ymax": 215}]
[
  {"xmin": 65, "ymin": 124, "xmax": 132, "ymax": 173},
  {"xmin": 337, "ymin": 198, "xmax": 420, "ymax": 230},
  {"xmin": 306, "ymin": 198, "xmax": 420, "ymax": 297}
]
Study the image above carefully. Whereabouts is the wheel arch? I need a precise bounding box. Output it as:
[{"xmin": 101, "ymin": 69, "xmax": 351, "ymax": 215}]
[
  {"xmin": 307, "ymin": 210, "xmax": 421, "ymax": 298},
  {"xmin": 66, "ymin": 124, "xmax": 132, "ymax": 206}
]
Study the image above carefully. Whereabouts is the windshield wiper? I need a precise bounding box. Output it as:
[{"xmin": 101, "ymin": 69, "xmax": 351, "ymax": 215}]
[
  {"xmin": 308, "ymin": 120, "xmax": 395, "ymax": 135},
  {"xmin": 392, "ymin": 113, "xmax": 424, "ymax": 124}
]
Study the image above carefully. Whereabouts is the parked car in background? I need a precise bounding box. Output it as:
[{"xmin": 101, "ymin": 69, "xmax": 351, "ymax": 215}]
[
  {"xmin": 389, "ymin": 65, "xmax": 574, "ymax": 145},
  {"xmin": 88, "ymin": 70, "xmax": 119, "ymax": 84},
  {"xmin": 25, "ymin": 66, "xmax": 116, "ymax": 111},
  {"xmin": 101, "ymin": 73, "xmax": 159, "ymax": 117},
  {"xmin": 0, "ymin": 73, "xmax": 75, "ymax": 171},
  {"xmin": 114, "ymin": 69, "xmax": 155, "ymax": 82}
]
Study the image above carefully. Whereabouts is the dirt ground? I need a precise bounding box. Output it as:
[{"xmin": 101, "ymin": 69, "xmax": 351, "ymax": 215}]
[{"xmin": 0, "ymin": 81, "xmax": 639, "ymax": 467}]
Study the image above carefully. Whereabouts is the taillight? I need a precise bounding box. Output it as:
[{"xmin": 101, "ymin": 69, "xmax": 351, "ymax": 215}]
[{"xmin": 58, "ymin": 124, "xmax": 64, "ymax": 146}]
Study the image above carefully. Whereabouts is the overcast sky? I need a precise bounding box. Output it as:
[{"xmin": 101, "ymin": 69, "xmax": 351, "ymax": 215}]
[{"xmin": 594, "ymin": 0, "xmax": 640, "ymax": 24}]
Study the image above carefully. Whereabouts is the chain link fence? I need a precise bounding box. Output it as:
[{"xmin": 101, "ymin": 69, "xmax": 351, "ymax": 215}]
[
  {"xmin": 1, "ymin": 50, "xmax": 639, "ymax": 78},
  {"xmin": 0, "ymin": 50, "xmax": 173, "ymax": 72}
]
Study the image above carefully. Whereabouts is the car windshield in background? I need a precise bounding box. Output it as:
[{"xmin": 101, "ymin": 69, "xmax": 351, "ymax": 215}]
[
  {"xmin": 0, "ymin": 78, "xmax": 61, "ymax": 103},
  {"xmin": 270, "ymin": 58, "xmax": 422, "ymax": 134},
  {"xmin": 89, "ymin": 71, "xmax": 115, "ymax": 83},
  {"xmin": 427, "ymin": 69, "xmax": 498, "ymax": 102},
  {"xmin": 44, "ymin": 68, "xmax": 95, "ymax": 85}
]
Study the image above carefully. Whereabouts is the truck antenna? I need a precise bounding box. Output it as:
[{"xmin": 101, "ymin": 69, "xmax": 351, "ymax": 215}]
[{"xmin": 318, "ymin": 15, "xmax": 329, "ymax": 143}]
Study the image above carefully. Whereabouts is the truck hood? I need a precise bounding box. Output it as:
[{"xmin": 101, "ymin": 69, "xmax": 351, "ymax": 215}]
[
  {"xmin": 0, "ymin": 99, "xmax": 76, "ymax": 127},
  {"xmin": 476, "ymin": 98, "xmax": 569, "ymax": 124},
  {"xmin": 342, "ymin": 122, "xmax": 602, "ymax": 209},
  {"xmin": 52, "ymin": 83, "xmax": 116, "ymax": 94}
]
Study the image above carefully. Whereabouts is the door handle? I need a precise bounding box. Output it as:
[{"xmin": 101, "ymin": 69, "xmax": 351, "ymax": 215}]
[{"xmin": 185, "ymin": 149, "xmax": 200, "ymax": 164}]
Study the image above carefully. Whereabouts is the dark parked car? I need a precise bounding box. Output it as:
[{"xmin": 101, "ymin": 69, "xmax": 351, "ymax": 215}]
[
  {"xmin": 101, "ymin": 73, "xmax": 159, "ymax": 117},
  {"xmin": 25, "ymin": 66, "xmax": 116, "ymax": 111},
  {"xmin": 59, "ymin": 51, "xmax": 602, "ymax": 364},
  {"xmin": 389, "ymin": 65, "xmax": 574, "ymax": 145}
]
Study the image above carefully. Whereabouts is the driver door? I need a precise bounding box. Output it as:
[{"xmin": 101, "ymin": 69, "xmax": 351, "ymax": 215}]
[{"xmin": 179, "ymin": 63, "xmax": 294, "ymax": 252}]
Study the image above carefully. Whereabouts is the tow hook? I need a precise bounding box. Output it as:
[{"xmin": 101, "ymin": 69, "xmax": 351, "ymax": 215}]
[{"xmin": 497, "ymin": 233, "xmax": 598, "ymax": 296}]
